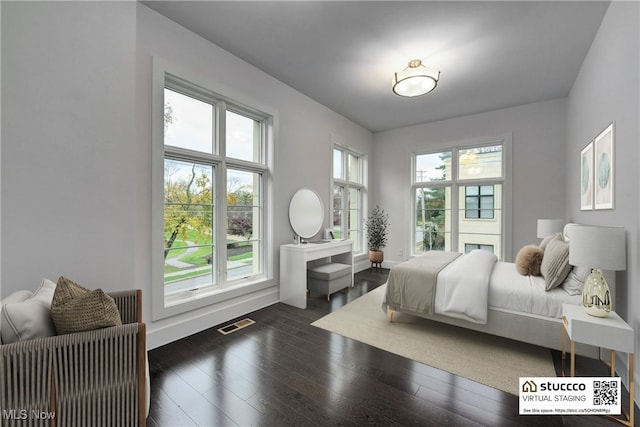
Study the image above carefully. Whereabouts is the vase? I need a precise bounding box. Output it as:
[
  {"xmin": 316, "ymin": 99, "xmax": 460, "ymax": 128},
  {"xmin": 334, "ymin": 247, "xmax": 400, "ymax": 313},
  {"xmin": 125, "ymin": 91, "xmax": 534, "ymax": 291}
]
[{"xmin": 582, "ymin": 269, "xmax": 611, "ymax": 317}]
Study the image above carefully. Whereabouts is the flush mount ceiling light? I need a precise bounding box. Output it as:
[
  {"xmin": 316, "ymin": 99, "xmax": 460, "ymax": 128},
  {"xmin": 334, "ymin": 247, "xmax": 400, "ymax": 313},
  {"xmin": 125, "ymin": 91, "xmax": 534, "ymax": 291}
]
[{"xmin": 392, "ymin": 59, "xmax": 440, "ymax": 97}]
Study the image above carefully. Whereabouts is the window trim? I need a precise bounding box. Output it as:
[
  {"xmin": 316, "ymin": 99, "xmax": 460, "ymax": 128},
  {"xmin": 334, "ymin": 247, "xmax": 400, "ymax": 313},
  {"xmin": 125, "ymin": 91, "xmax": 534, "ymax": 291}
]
[
  {"xmin": 410, "ymin": 134, "xmax": 512, "ymax": 260},
  {"xmin": 151, "ymin": 59, "xmax": 275, "ymax": 321}
]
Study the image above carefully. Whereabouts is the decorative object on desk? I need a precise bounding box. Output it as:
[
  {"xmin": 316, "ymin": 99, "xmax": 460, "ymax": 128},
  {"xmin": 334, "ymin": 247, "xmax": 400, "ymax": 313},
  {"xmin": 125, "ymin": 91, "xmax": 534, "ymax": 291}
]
[
  {"xmin": 365, "ymin": 205, "xmax": 389, "ymax": 268},
  {"xmin": 288, "ymin": 188, "xmax": 324, "ymax": 242},
  {"xmin": 580, "ymin": 141, "xmax": 594, "ymax": 210},
  {"xmin": 594, "ymin": 122, "xmax": 614, "ymax": 210},
  {"xmin": 568, "ymin": 224, "xmax": 626, "ymax": 317}
]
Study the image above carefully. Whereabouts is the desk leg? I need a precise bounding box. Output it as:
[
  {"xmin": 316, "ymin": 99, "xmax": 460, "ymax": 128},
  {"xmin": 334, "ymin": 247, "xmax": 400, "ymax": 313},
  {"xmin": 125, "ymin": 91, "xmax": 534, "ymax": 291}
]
[
  {"xmin": 611, "ymin": 350, "xmax": 616, "ymax": 377},
  {"xmin": 570, "ymin": 340, "xmax": 575, "ymax": 377},
  {"xmin": 561, "ymin": 324, "xmax": 567, "ymax": 376},
  {"xmin": 630, "ymin": 353, "xmax": 634, "ymax": 427}
]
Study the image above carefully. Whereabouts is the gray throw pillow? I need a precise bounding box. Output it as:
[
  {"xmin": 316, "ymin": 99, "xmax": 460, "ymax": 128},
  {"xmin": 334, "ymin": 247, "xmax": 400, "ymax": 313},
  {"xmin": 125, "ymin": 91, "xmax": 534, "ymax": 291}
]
[{"xmin": 541, "ymin": 235, "xmax": 572, "ymax": 290}]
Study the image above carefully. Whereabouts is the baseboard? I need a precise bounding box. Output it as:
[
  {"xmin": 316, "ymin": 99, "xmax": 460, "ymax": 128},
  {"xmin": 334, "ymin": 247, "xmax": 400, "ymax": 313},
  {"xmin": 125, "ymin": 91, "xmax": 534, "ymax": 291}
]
[{"xmin": 146, "ymin": 287, "xmax": 278, "ymax": 350}]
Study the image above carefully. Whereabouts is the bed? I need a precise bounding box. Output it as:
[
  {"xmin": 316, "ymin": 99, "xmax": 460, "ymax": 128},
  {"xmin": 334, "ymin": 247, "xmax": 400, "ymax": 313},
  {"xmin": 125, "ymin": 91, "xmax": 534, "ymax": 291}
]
[{"xmin": 381, "ymin": 225, "xmax": 614, "ymax": 358}]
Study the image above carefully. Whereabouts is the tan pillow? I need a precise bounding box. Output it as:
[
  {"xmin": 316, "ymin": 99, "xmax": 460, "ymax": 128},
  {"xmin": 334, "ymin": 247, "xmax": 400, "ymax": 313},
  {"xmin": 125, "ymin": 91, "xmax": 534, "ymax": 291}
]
[
  {"xmin": 515, "ymin": 245, "xmax": 544, "ymax": 276},
  {"xmin": 51, "ymin": 276, "xmax": 122, "ymax": 335},
  {"xmin": 539, "ymin": 232, "xmax": 561, "ymax": 250},
  {"xmin": 540, "ymin": 235, "xmax": 572, "ymax": 290}
]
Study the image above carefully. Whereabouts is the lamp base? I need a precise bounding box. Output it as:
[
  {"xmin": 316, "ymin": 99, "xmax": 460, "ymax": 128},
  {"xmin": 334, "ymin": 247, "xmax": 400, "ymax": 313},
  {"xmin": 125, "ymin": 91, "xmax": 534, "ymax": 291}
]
[
  {"xmin": 582, "ymin": 269, "xmax": 611, "ymax": 318},
  {"xmin": 585, "ymin": 306, "xmax": 610, "ymax": 318}
]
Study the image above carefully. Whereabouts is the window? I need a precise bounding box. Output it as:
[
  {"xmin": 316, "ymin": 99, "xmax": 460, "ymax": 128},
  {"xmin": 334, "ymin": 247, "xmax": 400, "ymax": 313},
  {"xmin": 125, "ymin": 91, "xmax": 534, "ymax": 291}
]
[
  {"xmin": 465, "ymin": 185, "xmax": 494, "ymax": 219},
  {"xmin": 412, "ymin": 141, "xmax": 509, "ymax": 259},
  {"xmin": 154, "ymin": 73, "xmax": 272, "ymax": 319},
  {"xmin": 332, "ymin": 146, "xmax": 365, "ymax": 253}
]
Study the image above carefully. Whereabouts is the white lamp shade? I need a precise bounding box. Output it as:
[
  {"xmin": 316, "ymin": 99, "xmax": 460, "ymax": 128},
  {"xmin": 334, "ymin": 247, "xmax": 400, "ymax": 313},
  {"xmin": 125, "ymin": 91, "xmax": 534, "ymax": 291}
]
[
  {"xmin": 536, "ymin": 219, "xmax": 565, "ymax": 238},
  {"xmin": 568, "ymin": 225, "xmax": 626, "ymax": 271}
]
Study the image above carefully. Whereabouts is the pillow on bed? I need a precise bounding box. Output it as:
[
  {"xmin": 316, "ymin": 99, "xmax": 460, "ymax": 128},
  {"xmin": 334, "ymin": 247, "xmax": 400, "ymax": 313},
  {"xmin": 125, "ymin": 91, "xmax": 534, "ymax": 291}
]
[
  {"xmin": 539, "ymin": 232, "xmax": 561, "ymax": 250},
  {"xmin": 540, "ymin": 234, "xmax": 572, "ymax": 290},
  {"xmin": 560, "ymin": 266, "xmax": 591, "ymax": 296},
  {"xmin": 515, "ymin": 245, "xmax": 544, "ymax": 276}
]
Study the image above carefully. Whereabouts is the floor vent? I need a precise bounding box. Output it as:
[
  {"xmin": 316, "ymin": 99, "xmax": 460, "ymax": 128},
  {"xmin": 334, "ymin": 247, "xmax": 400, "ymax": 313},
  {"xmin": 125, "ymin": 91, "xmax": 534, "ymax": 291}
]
[{"xmin": 217, "ymin": 318, "xmax": 256, "ymax": 335}]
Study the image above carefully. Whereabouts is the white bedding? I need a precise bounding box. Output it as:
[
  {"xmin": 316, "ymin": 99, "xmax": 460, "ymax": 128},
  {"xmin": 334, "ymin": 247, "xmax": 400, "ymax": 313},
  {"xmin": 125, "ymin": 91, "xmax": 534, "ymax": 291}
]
[
  {"xmin": 432, "ymin": 249, "xmax": 497, "ymax": 323},
  {"xmin": 384, "ymin": 253, "xmax": 582, "ymax": 323},
  {"xmin": 483, "ymin": 261, "xmax": 581, "ymax": 318}
]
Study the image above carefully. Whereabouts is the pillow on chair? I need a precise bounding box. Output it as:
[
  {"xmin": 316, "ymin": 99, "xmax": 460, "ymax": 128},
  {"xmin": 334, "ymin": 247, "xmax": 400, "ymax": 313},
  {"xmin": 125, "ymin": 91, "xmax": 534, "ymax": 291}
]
[
  {"xmin": 1, "ymin": 279, "xmax": 57, "ymax": 343},
  {"xmin": 515, "ymin": 245, "xmax": 544, "ymax": 276},
  {"xmin": 51, "ymin": 276, "xmax": 122, "ymax": 335}
]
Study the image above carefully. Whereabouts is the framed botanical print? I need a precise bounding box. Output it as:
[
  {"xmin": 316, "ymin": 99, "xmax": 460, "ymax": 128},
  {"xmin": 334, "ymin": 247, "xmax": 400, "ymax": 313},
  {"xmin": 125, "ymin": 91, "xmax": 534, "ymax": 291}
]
[
  {"xmin": 594, "ymin": 123, "xmax": 614, "ymax": 210},
  {"xmin": 580, "ymin": 141, "xmax": 593, "ymax": 210}
]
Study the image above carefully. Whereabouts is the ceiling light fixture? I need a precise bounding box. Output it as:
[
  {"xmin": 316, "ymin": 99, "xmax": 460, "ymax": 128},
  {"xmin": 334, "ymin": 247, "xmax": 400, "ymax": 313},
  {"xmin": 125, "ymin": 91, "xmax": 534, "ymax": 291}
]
[{"xmin": 392, "ymin": 59, "xmax": 440, "ymax": 97}]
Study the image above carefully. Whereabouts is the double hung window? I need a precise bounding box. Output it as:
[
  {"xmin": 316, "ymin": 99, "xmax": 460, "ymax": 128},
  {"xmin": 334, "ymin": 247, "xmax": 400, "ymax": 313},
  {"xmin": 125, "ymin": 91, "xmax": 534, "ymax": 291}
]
[{"xmin": 155, "ymin": 74, "xmax": 272, "ymax": 318}]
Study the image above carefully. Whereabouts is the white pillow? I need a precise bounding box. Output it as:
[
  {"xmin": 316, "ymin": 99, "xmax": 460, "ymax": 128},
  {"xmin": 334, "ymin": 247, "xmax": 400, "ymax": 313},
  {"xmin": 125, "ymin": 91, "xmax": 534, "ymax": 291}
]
[
  {"xmin": 560, "ymin": 266, "xmax": 591, "ymax": 296},
  {"xmin": 1, "ymin": 278, "xmax": 57, "ymax": 344},
  {"xmin": 0, "ymin": 290, "xmax": 33, "ymax": 344}
]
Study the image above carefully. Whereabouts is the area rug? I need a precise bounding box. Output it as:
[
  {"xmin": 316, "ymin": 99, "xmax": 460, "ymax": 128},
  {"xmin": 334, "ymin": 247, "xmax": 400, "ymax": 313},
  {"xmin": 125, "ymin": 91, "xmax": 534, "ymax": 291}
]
[{"xmin": 311, "ymin": 286, "xmax": 556, "ymax": 395}]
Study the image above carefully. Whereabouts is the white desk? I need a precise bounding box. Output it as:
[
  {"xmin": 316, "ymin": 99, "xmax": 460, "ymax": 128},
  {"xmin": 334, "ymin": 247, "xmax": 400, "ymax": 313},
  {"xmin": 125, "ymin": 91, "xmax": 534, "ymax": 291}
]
[{"xmin": 280, "ymin": 240, "xmax": 353, "ymax": 309}]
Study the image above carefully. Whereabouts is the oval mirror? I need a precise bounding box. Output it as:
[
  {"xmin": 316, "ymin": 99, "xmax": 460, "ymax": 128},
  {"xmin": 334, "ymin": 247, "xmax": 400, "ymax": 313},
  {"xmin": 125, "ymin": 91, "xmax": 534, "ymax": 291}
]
[{"xmin": 289, "ymin": 188, "xmax": 324, "ymax": 239}]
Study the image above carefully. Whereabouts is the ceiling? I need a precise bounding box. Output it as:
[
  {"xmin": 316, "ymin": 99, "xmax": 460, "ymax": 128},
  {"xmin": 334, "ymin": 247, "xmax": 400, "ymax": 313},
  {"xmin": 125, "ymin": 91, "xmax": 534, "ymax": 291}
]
[{"xmin": 142, "ymin": 1, "xmax": 610, "ymax": 133}]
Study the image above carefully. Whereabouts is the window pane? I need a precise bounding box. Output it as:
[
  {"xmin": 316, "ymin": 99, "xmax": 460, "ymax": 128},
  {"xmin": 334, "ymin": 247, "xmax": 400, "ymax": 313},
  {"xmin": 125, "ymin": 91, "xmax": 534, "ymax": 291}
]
[
  {"xmin": 458, "ymin": 184, "xmax": 502, "ymax": 258},
  {"xmin": 458, "ymin": 145, "xmax": 502, "ymax": 179},
  {"xmin": 164, "ymin": 89, "xmax": 213, "ymax": 154},
  {"xmin": 226, "ymin": 110, "xmax": 261, "ymax": 163},
  {"xmin": 333, "ymin": 149, "xmax": 343, "ymax": 180},
  {"xmin": 415, "ymin": 187, "xmax": 451, "ymax": 253},
  {"xmin": 347, "ymin": 153, "xmax": 359, "ymax": 183},
  {"xmin": 415, "ymin": 152, "xmax": 452, "ymax": 182},
  {"xmin": 348, "ymin": 187, "xmax": 361, "ymax": 252},
  {"xmin": 332, "ymin": 185, "xmax": 344, "ymax": 238},
  {"xmin": 164, "ymin": 158, "xmax": 215, "ymax": 290},
  {"xmin": 227, "ymin": 169, "xmax": 262, "ymax": 280}
]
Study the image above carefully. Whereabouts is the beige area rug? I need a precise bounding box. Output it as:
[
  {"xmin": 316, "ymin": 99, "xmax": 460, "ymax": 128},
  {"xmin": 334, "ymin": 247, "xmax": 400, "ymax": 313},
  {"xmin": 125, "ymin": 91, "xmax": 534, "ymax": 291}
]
[{"xmin": 311, "ymin": 286, "xmax": 556, "ymax": 395}]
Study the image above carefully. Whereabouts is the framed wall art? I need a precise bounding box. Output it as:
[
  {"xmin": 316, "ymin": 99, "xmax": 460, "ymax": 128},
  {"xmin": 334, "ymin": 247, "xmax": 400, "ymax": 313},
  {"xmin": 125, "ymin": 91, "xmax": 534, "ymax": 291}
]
[
  {"xmin": 594, "ymin": 122, "xmax": 614, "ymax": 210},
  {"xmin": 580, "ymin": 141, "xmax": 593, "ymax": 210}
]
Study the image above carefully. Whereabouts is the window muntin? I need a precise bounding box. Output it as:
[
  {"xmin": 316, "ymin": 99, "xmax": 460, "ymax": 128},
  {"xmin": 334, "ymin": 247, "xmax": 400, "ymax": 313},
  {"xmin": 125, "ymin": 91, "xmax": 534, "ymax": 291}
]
[{"xmin": 412, "ymin": 142, "xmax": 505, "ymax": 259}]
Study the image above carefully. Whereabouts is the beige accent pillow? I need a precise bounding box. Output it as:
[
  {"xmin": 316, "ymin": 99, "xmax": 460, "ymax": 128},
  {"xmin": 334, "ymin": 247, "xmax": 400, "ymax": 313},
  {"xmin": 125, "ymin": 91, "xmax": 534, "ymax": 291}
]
[
  {"xmin": 540, "ymin": 235, "xmax": 572, "ymax": 290},
  {"xmin": 51, "ymin": 276, "xmax": 122, "ymax": 335},
  {"xmin": 1, "ymin": 279, "xmax": 57, "ymax": 344},
  {"xmin": 539, "ymin": 232, "xmax": 561, "ymax": 250},
  {"xmin": 515, "ymin": 245, "xmax": 544, "ymax": 276}
]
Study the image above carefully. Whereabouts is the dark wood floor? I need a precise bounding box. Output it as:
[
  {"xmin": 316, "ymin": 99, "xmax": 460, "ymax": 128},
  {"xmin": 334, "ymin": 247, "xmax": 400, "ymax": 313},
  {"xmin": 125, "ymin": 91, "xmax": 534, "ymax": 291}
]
[{"xmin": 148, "ymin": 268, "xmax": 636, "ymax": 426}]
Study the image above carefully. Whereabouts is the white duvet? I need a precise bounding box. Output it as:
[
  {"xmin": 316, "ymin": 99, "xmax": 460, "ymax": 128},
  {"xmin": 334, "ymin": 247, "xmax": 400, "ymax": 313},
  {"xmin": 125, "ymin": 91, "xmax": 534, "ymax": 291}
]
[{"xmin": 433, "ymin": 249, "xmax": 497, "ymax": 323}]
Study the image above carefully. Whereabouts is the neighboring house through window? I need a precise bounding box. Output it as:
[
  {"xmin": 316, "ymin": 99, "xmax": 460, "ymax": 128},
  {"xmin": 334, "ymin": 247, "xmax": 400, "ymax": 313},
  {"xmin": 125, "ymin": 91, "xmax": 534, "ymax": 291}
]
[{"xmin": 412, "ymin": 138, "xmax": 511, "ymax": 259}]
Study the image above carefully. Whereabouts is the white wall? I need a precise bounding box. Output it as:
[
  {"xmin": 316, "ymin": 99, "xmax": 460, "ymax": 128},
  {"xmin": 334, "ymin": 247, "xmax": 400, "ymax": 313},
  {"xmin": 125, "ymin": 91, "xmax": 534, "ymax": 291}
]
[
  {"xmin": 566, "ymin": 1, "xmax": 639, "ymax": 403},
  {"xmin": 1, "ymin": 2, "xmax": 373, "ymax": 349},
  {"xmin": 372, "ymin": 98, "xmax": 567, "ymax": 264}
]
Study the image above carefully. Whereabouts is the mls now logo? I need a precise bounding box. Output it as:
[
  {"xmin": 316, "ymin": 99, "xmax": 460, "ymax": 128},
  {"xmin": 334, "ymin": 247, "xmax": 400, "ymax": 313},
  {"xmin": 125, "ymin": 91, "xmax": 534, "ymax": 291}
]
[{"xmin": 522, "ymin": 380, "xmax": 538, "ymax": 393}]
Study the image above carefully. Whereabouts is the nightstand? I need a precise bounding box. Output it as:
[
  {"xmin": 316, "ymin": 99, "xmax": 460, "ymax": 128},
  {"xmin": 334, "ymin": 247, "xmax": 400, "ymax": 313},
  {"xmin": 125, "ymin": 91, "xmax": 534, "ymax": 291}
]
[{"xmin": 562, "ymin": 303, "xmax": 635, "ymax": 427}]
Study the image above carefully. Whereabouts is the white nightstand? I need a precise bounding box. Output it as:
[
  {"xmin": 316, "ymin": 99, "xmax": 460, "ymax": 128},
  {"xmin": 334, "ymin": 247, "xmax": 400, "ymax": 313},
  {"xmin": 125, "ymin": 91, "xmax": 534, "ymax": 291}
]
[{"xmin": 562, "ymin": 303, "xmax": 635, "ymax": 426}]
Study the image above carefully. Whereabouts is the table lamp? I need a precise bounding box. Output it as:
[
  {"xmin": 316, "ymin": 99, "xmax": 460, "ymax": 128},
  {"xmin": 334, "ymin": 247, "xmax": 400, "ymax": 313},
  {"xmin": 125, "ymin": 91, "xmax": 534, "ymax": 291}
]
[
  {"xmin": 567, "ymin": 224, "xmax": 626, "ymax": 317},
  {"xmin": 536, "ymin": 219, "xmax": 565, "ymax": 238}
]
